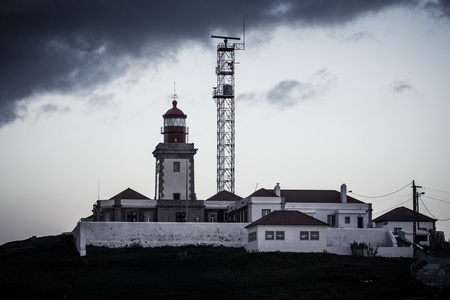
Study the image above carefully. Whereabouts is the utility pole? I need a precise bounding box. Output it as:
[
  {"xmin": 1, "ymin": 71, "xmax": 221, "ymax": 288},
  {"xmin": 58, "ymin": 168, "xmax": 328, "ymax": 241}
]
[
  {"xmin": 413, "ymin": 180, "xmax": 417, "ymax": 258},
  {"xmin": 412, "ymin": 180, "xmax": 423, "ymax": 258}
]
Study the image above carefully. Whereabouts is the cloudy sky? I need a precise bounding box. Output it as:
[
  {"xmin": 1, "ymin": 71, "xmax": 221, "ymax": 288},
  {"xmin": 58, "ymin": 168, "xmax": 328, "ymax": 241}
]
[{"xmin": 1, "ymin": 0, "xmax": 450, "ymax": 245}]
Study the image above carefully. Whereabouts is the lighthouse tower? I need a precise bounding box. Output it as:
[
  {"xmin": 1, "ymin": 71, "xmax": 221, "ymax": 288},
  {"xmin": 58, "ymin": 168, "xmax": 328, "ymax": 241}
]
[{"xmin": 153, "ymin": 98, "xmax": 203, "ymax": 222}]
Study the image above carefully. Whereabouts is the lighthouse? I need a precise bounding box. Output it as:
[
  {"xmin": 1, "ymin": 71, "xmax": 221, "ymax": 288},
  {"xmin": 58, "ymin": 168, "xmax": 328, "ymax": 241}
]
[
  {"xmin": 153, "ymin": 98, "xmax": 204, "ymax": 222},
  {"xmin": 161, "ymin": 100, "xmax": 187, "ymax": 143}
]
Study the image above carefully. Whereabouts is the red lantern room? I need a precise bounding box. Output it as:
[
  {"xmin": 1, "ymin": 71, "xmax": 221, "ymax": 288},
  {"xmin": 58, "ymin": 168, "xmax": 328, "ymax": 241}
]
[{"xmin": 162, "ymin": 100, "xmax": 188, "ymax": 143}]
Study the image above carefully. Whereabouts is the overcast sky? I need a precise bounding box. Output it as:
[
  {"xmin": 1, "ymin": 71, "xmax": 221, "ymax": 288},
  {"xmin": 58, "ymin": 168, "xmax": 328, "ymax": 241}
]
[{"xmin": 1, "ymin": 0, "xmax": 450, "ymax": 245}]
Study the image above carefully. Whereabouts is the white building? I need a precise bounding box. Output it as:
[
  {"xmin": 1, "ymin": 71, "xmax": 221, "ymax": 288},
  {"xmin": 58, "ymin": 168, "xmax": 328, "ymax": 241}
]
[
  {"xmin": 227, "ymin": 183, "xmax": 372, "ymax": 228},
  {"xmin": 373, "ymin": 206, "xmax": 436, "ymax": 246},
  {"xmin": 204, "ymin": 190, "xmax": 243, "ymax": 223},
  {"xmin": 245, "ymin": 210, "xmax": 329, "ymax": 253}
]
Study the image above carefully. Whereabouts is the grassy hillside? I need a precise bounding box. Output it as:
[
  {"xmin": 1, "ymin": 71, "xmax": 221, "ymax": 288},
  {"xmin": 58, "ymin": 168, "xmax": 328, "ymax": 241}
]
[{"xmin": 0, "ymin": 235, "xmax": 440, "ymax": 299}]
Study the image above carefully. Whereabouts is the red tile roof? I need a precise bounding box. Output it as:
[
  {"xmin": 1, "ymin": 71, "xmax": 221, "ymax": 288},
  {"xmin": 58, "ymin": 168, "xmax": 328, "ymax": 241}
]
[
  {"xmin": 109, "ymin": 188, "xmax": 150, "ymax": 200},
  {"xmin": 373, "ymin": 206, "xmax": 436, "ymax": 223},
  {"xmin": 249, "ymin": 188, "xmax": 278, "ymax": 197},
  {"xmin": 246, "ymin": 188, "xmax": 364, "ymax": 204},
  {"xmin": 246, "ymin": 210, "xmax": 329, "ymax": 228},
  {"xmin": 281, "ymin": 189, "xmax": 363, "ymax": 203},
  {"xmin": 206, "ymin": 190, "xmax": 243, "ymax": 201}
]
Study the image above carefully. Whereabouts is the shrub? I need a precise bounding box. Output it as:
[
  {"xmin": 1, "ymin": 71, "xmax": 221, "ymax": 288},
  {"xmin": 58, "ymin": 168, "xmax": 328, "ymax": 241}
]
[{"xmin": 350, "ymin": 241, "xmax": 378, "ymax": 257}]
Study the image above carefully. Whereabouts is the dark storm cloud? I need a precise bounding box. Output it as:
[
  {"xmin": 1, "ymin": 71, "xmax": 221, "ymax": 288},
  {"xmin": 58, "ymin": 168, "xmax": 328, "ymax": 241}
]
[
  {"xmin": 0, "ymin": 0, "xmax": 424, "ymax": 126},
  {"xmin": 425, "ymin": 0, "xmax": 450, "ymax": 18}
]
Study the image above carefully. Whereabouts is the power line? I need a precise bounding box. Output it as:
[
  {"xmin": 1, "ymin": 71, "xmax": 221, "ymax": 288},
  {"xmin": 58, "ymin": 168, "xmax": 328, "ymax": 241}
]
[
  {"xmin": 422, "ymin": 195, "xmax": 450, "ymax": 204},
  {"xmin": 372, "ymin": 197, "xmax": 413, "ymax": 216},
  {"xmin": 419, "ymin": 196, "xmax": 450, "ymax": 221},
  {"xmin": 349, "ymin": 181, "xmax": 412, "ymax": 199},
  {"xmin": 368, "ymin": 193, "xmax": 411, "ymax": 202},
  {"xmin": 424, "ymin": 187, "xmax": 450, "ymax": 194}
]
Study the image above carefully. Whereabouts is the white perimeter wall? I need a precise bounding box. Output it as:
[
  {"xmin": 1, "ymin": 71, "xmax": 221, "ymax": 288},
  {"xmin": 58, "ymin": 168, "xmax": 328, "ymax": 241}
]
[
  {"xmin": 326, "ymin": 227, "xmax": 413, "ymax": 257},
  {"xmin": 72, "ymin": 220, "xmax": 248, "ymax": 256},
  {"xmin": 71, "ymin": 220, "xmax": 413, "ymax": 257}
]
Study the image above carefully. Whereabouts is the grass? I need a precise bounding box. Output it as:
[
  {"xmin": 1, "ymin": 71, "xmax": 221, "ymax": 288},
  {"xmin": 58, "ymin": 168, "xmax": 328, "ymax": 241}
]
[{"xmin": 0, "ymin": 235, "xmax": 443, "ymax": 299}]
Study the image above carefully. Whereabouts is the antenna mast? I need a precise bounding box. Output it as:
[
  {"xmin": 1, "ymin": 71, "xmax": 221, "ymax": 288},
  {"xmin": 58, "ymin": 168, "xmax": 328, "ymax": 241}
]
[{"xmin": 211, "ymin": 25, "xmax": 245, "ymax": 194}]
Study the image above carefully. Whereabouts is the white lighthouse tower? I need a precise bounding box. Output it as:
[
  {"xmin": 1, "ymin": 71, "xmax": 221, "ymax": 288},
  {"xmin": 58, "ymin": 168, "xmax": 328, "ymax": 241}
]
[{"xmin": 153, "ymin": 98, "xmax": 203, "ymax": 222}]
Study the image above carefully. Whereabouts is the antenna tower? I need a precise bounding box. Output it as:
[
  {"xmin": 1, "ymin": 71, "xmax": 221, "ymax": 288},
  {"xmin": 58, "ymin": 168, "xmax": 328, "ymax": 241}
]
[{"xmin": 211, "ymin": 24, "xmax": 245, "ymax": 194}]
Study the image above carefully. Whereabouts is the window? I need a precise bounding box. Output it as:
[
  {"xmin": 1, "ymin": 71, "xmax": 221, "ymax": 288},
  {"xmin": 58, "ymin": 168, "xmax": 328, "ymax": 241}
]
[
  {"xmin": 310, "ymin": 231, "xmax": 319, "ymax": 240},
  {"xmin": 104, "ymin": 213, "xmax": 110, "ymax": 222},
  {"xmin": 173, "ymin": 193, "xmax": 181, "ymax": 200},
  {"xmin": 144, "ymin": 211, "xmax": 153, "ymax": 222},
  {"xmin": 276, "ymin": 231, "xmax": 285, "ymax": 240},
  {"xmin": 345, "ymin": 217, "xmax": 351, "ymax": 224},
  {"xmin": 265, "ymin": 231, "xmax": 274, "ymax": 240},
  {"xmin": 249, "ymin": 232, "xmax": 257, "ymax": 242},
  {"xmin": 300, "ymin": 231, "xmax": 309, "ymax": 240},
  {"xmin": 176, "ymin": 212, "xmax": 186, "ymax": 222},
  {"xmin": 173, "ymin": 162, "xmax": 180, "ymax": 172},
  {"xmin": 164, "ymin": 118, "xmax": 186, "ymax": 127},
  {"xmin": 358, "ymin": 217, "xmax": 364, "ymax": 228},
  {"xmin": 127, "ymin": 211, "xmax": 137, "ymax": 222},
  {"xmin": 394, "ymin": 227, "xmax": 402, "ymax": 234},
  {"xmin": 262, "ymin": 209, "xmax": 271, "ymax": 217},
  {"xmin": 327, "ymin": 215, "xmax": 335, "ymax": 227},
  {"xmin": 208, "ymin": 212, "xmax": 217, "ymax": 222}
]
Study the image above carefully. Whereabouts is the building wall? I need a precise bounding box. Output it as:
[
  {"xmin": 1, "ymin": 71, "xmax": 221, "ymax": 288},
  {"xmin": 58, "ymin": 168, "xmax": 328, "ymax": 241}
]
[
  {"xmin": 285, "ymin": 202, "xmax": 370, "ymax": 228},
  {"xmin": 156, "ymin": 199, "xmax": 204, "ymax": 222},
  {"xmin": 327, "ymin": 227, "xmax": 393, "ymax": 247},
  {"xmin": 245, "ymin": 225, "xmax": 327, "ymax": 253},
  {"xmin": 94, "ymin": 199, "xmax": 157, "ymax": 222},
  {"xmin": 72, "ymin": 220, "xmax": 248, "ymax": 256},
  {"xmin": 326, "ymin": 227, "xmax": 413, "ymax": 257},
  {"xmin": 72, "ymin": 220, "xmax": 414, "ymax": 258},
  {"xmin": 153, "ymin": 143, "xmax": 197, "ymax": 201},
  {"xmin": 248, "ymin": 198, "xmax": 285, "ymax": 223},
  {"xmin": 228, "ymin": 196, "xmax": 285, "ymax": 223},
  {"xmin": 374, "ymin": 220, "xmax": 434, "ymax": 233},
  {"xmin": 398, "ymin": 230, "xmax": 430, "ymax": 246},
  {"xmin": 161, "ymin": 158, "xmax": 192, "ymax": 200}
]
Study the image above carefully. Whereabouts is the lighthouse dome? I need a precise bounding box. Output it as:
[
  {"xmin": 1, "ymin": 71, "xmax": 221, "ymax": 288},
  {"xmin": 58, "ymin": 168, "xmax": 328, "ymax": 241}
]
[
  {"xmin": 161, "ymin": 100, "xmax": 188, "ymax": 143},
  {"xmin": 163, "ymin": 100, "xmax": 187, "ymax": 119}
]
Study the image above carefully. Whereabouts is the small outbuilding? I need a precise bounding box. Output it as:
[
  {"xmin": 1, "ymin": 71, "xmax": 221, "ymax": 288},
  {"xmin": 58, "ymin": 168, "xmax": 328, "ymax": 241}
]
[
  {"xmin": 245, "ymin": 210, "xmax": 329, "ymax": 253},
  {"xmin": 373, "ymin": 206, "xmax": 436, "ymax": 246}
]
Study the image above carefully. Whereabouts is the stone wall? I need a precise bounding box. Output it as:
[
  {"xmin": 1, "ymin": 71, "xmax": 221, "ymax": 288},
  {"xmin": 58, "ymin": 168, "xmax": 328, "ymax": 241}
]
[{"xmin": 72, "ymin": 220, "xmax": 247, "ymax": 256}]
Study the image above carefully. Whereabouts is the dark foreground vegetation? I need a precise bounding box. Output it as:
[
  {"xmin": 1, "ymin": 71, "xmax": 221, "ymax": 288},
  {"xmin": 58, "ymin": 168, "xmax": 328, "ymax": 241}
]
[{"xmin": 0, "ymin": 235, "xmax": 445, "ymax": 299}]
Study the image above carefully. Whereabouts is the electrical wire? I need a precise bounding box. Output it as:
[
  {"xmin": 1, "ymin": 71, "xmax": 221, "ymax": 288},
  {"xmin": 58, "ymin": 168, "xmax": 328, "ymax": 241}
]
[
  {"xmin": 349, "ymin": 181, "xmax": 412, "ymax": 199},
  {"xmin": 422, "ymin": 195, "xmax": 450, "ymax": 204},
  {"xmin": 424, "ymin": 187, "xmax": 450, "ymax": 194},
  {"xmin": 372, "ymin": 197, "xmax": 412, "ymax": 216},
  {"xmin": 419, "ymin": 196, "xmax": 450, "ymax": 222},
  {"xmin": 368, "ymin": 193, "xmax": 411, "ymax": 203}
]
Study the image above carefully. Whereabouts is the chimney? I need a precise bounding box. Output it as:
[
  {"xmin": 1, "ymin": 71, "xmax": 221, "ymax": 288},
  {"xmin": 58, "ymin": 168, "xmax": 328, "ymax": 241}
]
[
  {"xmin": 274, "ymin": 183, "xmax": 281, "ymax": 197},
  {"xmin": 340, "ymin": 184, "xmax": 347, "ymax": 203}
]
